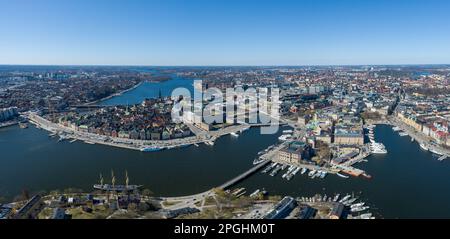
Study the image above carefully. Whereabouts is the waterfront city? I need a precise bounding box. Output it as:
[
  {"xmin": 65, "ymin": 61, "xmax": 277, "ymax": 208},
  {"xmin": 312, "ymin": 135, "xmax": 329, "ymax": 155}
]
[{"xmin": 1, "ymin": 0, "xmax": 450, "ymax": 222}]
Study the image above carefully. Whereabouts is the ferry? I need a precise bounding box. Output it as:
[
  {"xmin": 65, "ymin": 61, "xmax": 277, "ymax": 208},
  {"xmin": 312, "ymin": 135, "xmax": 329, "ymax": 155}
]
[
  {"xmin": 419, "ymin": 143, "xmax": 429, "ymax": 151},
  {"xmin": 337, "ymin": 173, "xmax": 349, "ymax": 179},
  {"xmin": 140, "ymin": 147, "xmax": 162, "ymax": 152},
  {"xmin": 253, "ymin": 157, "xmax": 266, "ymax": 165},
  {"xmin": 230, "ymin": 132, "xmax": 240, "ymax": 138}
]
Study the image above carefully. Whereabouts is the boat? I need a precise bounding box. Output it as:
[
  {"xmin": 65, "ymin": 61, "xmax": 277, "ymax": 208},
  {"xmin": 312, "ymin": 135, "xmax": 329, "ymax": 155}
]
[
  {"xmin": 140, "ymin": 147, "xmax": 162, "ymax": 152},
  {"xmin": 69, "ymin": 139, "xmax": 77, "ymax": 143},
  {"xmin": 308, "ymin": 170, "xmax": 316, "ymax": 177},
  {"xmin": 253, "ymin": 157, "xmax": 266, "ymax": 165},
  {"xmin": 84, "ymin": 141, "xmax": 96, "ymax": 145},
  {"xmin": 392, "ymin": 127, "xmax": 401, "ymax": 132},
  {"xmin": 230, "ymin": 132, "xmax": 240, "ymax": 138},
  {"xmin": 419, "ymin": 143, "xmax": 429, "ymax": 151},
  {"xmin": 438, "ymin": 155, "xmax": 448, "ymax": 161},
  {"xmin": 351, "ymin": 202, "xmax": 365, "ymax": 208},
  {"xmin": 344, "ymin": 198, "xmax": 358, "ymax": 206},
  {"xmin": 320, "ymin": 171, "xmax": 327, "ymax": 179},
  {"xmin": 94, "ymin": 171, "xmax": 142, "ymax": 192},
  {"xmin": 339, "ymin": 195, "xmax": 351, "ymax": 203},
  {"xmin": 399, "ymin": 132, "xmax": 409, "ymax": 137},
  {"xmin": 250, "ymin": 189, "xmax": 261, "ymax": 198},
  {"xmin": 232, "ymin": 188, "xmax": 246, "ymax": 196},
  {"xmin": 301, "ymin": 168, "xmax": 307, "ymax": 175},
  {"xmin": 19, "ymin": 122, "xmax": 28, "ymax": 129},
  {"xmin": 194, "ymin": 143, "xmax": 199, "ymax": 147},
  {"xmin": 351, "ymin": 206, "xmax": 370, "ymax": 213},
  {"xmin": 282, "ymin": 130, "xmax": 294, "ymax": 134},
  {"xmin": 270, "ymin": 166, "xmax": 282, "ymax": 177},
  {"xmin": 205, "ymin": 140, "xmax": 215, "ymax": 146},
  {"xmin": 336, "ymin": 173, "xmax": 349, "ymax": 179},
  {"xmin": 370, "ymin": 142, "xmax": 387, "ymax": 154},
  {"xmin": 278, "ymin": 134, "xmax": 292, "ymax": 142},
  {"xmin": 333, "ymin": 194, "xmax": 340, "ymax": 202},
  {"xmin": 411, "ymin": 138, "xmax": 415, "ymax": 142},
  {"xmin": 429, "ymin": 148, "xmax": 443, "ymax": 156}
]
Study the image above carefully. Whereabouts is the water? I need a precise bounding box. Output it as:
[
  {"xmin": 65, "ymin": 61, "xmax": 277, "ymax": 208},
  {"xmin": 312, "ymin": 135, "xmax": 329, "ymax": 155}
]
[
  {"xmin": 238, "ymin": 124, "xmax": 450, "ymax": 219},
  {"xmin": 99, "ymin": 76, "xmax": 194, "ymax": 106},
  {"xmin": 2, "ymin": 79, "xmax": 450, "ymax": 218}
]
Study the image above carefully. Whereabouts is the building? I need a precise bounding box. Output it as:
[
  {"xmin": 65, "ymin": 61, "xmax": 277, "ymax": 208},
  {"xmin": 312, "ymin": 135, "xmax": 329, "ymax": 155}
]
[
  {"xmin": 278, "ymin": 141, "xmax": 314, "ymax": 164},
  {"xmin": 0, "ymin": 107, "xmax": 18, "ymax": 122},
  {"xmin": 329, "ymin": 203, "xmax": 345, "ymax": 219},
  {"xmin": 264, "ymin": 196, "xmax": 297, "ymax": 219},
  {"xmin": 334, "ymin": 125, "xmax": 364, "ymax": 146},
  {"xmin": 296, "ymin": 205, "xmax": 317, "ymax": 219}
]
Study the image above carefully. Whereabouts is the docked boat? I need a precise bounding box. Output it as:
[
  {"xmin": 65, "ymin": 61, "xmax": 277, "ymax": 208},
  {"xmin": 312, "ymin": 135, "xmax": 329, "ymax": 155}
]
[
  {"xmin": 230, "ymin": 132, "xmax": 240, "ymax": 138},
  {"xmin": 399, "ymin": 132, "xmax": 409, "ymax": 137},
  {"xmin": 370, "ymin": 142, "xmax": 387, "ymax": 154},
  {"xmin": 278, "ymin": 134, "xmax": 292, "ymax": 142},
  {"xmin": 301, "ymin": 168, "xmax": 307, "ymax": 175},
  {"xmin": 250, "ymin": 189, "xmax": 261, "ymax": 198},
  {"xmin": 351, "ymin": 202, "xmax": 365, "ymax": 208},
  {"xmin": 392, "ymin": 126, "xmax": 401, "ymax": 132},
  {"xmin": 282, "ymin": 130, "xmax": 294, "ymax": 134},
  {"xmin": 205, "ymin": 140, "xmax": 215, "ymax": 146},
  {"xmin": 351, "ymin": 206, "xmax": 370, "ymax": 213},
  {"xmin": 19, "ymin": 122, "xmax": 28, "ymax": 129},
  {"xmin": 337, "ymin": 173, "xmax": 349, "ymax": 179},
  {"xmin": 339, "ymin": 195, "xmax": 351, "ymax": 203},
  {"xmin": 429, "ymin": 148, "xmax": 443, "ymax": 156},
  {"xmin": 308, "ymin": 170, "xmax": 316, "ymax": 177},
  {"xmin": 140, "ymin": 147, "xmax": 162, "ymax": 152},
  {"xmin": 253, "ymin": 157, "xmax": 266, "ymax": 165},
  {"xmin": 69, "ymin": 139, "xmax": 77, "ymax": 143},
  {"xmin": 333, "ymin": 194, "xmax": 340, "ymax": 202},
  {"xmin": 419, "ymin": 143, "xmax": 429, "ymax": 151}
]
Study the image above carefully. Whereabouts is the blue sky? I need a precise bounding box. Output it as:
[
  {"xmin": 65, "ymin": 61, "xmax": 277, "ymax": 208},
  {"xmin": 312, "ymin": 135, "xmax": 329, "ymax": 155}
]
[{"xmin": 1, "ymin": 0, "xmax": 449, "ymax": 65}]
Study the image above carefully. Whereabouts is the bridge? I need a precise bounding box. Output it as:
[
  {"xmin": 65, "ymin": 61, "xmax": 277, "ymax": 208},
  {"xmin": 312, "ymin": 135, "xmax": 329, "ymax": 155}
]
[{"xmin": 218, "ymin": 160, "xmax": 271, "ymax": 190}]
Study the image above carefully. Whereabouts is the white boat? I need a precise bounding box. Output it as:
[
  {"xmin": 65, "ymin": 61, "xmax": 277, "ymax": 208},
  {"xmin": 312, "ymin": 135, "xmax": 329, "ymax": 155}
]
[
  {"xmin": 339, "ymin": 195, "xmax": 351, "ymax": 203},
  {"xmin": 336, "ymin": 173, "xmax": 349, "ymax": 179},
  {"xmin": 351, "ymin": 206, "xmax": 370, "ymax": 213},
  {"xmin": 308, "ymin": 170, "xmax": 316, "ymax": 177},
  {"xmin": 419, "ymin": 143, "xmax": 429, "ymax": 151},
  {"xmin": 278, "ymin": 134, "xmax": 292, "ymax": 142},
  {"xmin": 399, "ymin": 132, "xmax": 408, "ymax": 137},
  {"xmin": 250, "ymin": 189, "xmax": 261, "ymax": 198},
  {"xmin": 430, "ymin": 148, "xmax": 443, "ymax": 156},
  {"xmin": 351, "ymin": 202, "xmax": 365, "ymax": 208},
  {"xmin": 205, "ymin": 141, "xmax": 215, "ymax": 146},
  {"xmin": 301, "ymin": 168, "xmax": 307, "ymax": 175},
  {"xmin": 230, "ymin": 132, "xmax": 240, "ymax": 138},
  {"xmin": 282, "ymin": 130, "xmax": 294, "ymax": 134},
  {"xmin": 333, "ymin": 194, "xmax": 340, "ymax": 202},
  {"xmin": 392, "ymin": 127, "xmax": 401, "ymax": 132}
]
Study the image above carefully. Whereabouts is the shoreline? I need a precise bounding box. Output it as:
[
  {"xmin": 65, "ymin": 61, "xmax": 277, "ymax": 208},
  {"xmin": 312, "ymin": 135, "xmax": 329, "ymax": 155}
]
[
  {"xmin": 369, "ymin": 118, "xmax": 450, "ymax": 157},
  {"xmin": 84, "ymin": 81, "xmax": 144, "ymax": 106}
]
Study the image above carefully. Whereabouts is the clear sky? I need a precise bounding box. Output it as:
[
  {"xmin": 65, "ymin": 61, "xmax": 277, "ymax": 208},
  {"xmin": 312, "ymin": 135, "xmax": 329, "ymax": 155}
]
[{"xmin": 1, "ymin": 0, "xmax": 449, "ymax": 66}]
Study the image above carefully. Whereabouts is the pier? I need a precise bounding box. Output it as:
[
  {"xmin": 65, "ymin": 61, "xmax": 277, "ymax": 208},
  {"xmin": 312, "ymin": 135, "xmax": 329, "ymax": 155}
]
[{"xmin": 219, "ymin": 160, "xmax": 271, "ymax": 190}]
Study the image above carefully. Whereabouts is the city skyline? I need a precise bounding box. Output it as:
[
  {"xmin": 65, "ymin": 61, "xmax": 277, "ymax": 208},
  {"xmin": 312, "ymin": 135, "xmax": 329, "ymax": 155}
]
[{"xmin": 1, "ymin": 0, "xmax": 450, "ymax": 66}]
